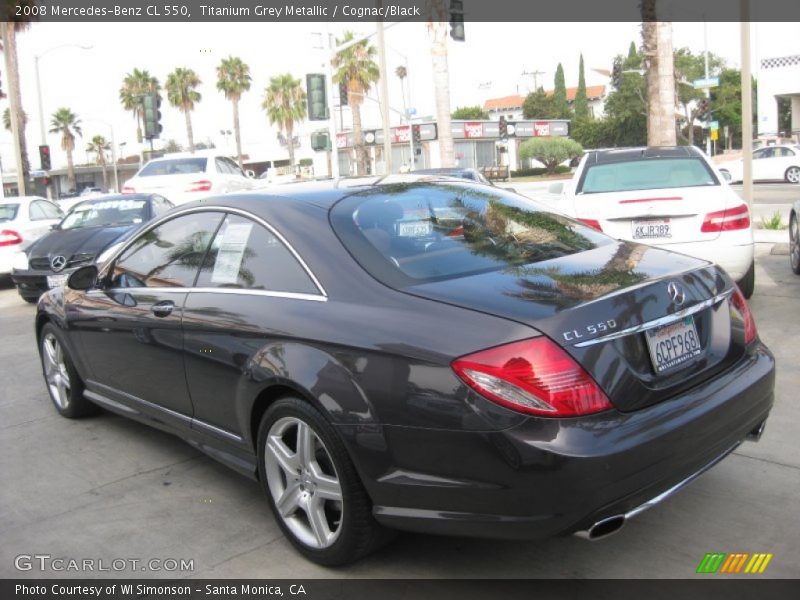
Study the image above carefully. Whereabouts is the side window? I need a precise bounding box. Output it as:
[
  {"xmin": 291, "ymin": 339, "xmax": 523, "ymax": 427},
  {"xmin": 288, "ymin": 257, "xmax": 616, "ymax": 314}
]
[
  {"xmin": 29, "ymin": 201, "xmax": 47, "ymax": 221},
  {"xmin": 753, "ymin": 149, "xmax": 768, "ymax": 160},
  {"xmin": 195, "ymin": 214, "xmax": 319, "ymax": 294},
  {"xmin": 215, "ymin": 158, "xmax": 233, "ymax": 175},
  {"xmin": 110, "ymin": 212, "xmax": 224, "ymax": 288},
  {"xmin": 40, "ymin": 201, "xmax": 63, "ymax": 219},
  {"xmin": 223, "ymin": 157, "xmax": 244, "ymax": 177}
]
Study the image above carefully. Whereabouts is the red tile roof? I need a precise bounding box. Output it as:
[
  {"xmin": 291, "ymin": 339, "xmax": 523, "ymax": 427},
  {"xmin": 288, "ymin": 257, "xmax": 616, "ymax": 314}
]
[
  {"xmin": 547, "ymin": 85, "xmax": 606, "ymax": 101},
  {"xmin": 483, "ymin": 95, "xmax": 525, "ymax": 111}
]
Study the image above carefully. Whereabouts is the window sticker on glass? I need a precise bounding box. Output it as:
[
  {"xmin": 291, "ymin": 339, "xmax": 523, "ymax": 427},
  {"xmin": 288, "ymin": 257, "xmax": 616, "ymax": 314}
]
[{"xmin": 211, "ymin": 222, "xmax": 253, "ymax": 284}]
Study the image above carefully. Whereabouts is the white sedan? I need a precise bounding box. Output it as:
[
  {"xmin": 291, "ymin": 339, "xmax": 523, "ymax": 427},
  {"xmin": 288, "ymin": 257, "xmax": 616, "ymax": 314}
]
[
  {"xmin": 122, "ymin": 153, "xmax": 256, "ymax": 205},
  {"xmin": 548, "ymin": 146, "xmax": 756, "ymax": 297},
  {"xmin": 0, "ymin": 196, "xmax": 64, "ymax": 276},
  {"xmin": 718, "ymin": 144, "xmax": 800, "ymax": 184}
]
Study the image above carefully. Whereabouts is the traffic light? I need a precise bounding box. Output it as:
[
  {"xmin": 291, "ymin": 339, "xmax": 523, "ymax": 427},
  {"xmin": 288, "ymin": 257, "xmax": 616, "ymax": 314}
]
[
  {"xmin": 499, "ymin": 116, "xmax": 508, "ymax": 139},
  {"xmin": 611, "ymin": 59, "xmax": 622, "ymax": 88},
  {"xmin": 38, "ymin": 145, "xmax": 51, "ymax": 171},
  {"xmin": 697, "ymin": 98, "xmax": 711, "ymax": 121},
  {"xmin": 143, "ymin": 92, "xmax": 163, "ymax": 139},
  {"xmin": 306, "ymin": 73, "xmax": 328, "ymax": 121},
  {"xmin": 412, "ymin": 124, "xmax": 422, "ymax": 145},
  {"xmin": 339, "ymin": 80, "xmax": 348, "ymax": 106},
  {"xmin": 449, "ymin": 0, "xmax": 465, "ymax": 42},
  {"xmin": 310, "ymin": 131, "xmax": 330, "ymax": 152}
]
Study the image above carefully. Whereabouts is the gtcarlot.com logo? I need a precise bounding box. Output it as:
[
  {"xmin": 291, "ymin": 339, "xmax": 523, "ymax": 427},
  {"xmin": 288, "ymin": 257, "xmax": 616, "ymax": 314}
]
[{"xmin": 696, "ymin": 552, "xmax": 774, "ymax": 574}]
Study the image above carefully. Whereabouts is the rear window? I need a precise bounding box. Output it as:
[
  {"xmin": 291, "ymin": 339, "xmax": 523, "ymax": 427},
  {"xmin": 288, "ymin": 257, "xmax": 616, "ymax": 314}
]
[
  {"xmin": 0, "ymin": 204, "xmax": 19, "ymax": 222},
  {"xmin": 579, "ymin": 158, "xmax": 718, "ymax": 194},
  {"xmin": 138, "ymin": 158, "xmax": 208, "ymax": 177},
  {"xmin": 60, "ymin": 199, "xmax": 148, "ymax": 230},
  {"xmin": 331, "ymin": 182, "xmax": 611, "ymax": 287}
]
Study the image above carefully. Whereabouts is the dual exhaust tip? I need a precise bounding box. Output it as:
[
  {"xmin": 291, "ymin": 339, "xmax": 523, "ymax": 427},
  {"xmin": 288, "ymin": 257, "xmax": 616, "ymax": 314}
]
[{"xmin": 574, "ymin": 515, "xmax": 627, "ymax": 541}]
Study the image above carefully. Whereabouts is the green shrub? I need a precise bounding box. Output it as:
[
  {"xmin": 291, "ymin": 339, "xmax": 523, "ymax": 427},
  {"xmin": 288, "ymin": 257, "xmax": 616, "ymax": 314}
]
[{"xmin": 518, "ymin": 137, "xmax": 584, "ymax": 174}]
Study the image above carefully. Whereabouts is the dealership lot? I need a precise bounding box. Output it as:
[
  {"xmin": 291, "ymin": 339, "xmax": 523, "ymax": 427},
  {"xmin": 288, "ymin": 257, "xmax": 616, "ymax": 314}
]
[{"xmin": 0, "ymin": 246, "xmax": 798, "ymax": 579}]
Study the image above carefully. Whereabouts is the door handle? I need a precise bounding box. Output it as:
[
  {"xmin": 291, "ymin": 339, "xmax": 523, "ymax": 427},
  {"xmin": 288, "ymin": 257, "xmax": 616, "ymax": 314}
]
[{"xmin": 151, "ymin": 301, "xmax": 175, "ymax": 317}]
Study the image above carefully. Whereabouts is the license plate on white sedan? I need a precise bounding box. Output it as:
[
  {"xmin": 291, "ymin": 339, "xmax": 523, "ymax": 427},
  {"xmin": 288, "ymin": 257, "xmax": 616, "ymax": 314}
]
[
  {"xmin": 632, "ymin": 218, "xmax": 671, "ymax": 240},
  {"xmin": 645, "ymin": 316, "xmax": 702, "ymax": 373},
  {"xmin": 46, "ymin": 274, "xmax": 69, "ymax": 289}
]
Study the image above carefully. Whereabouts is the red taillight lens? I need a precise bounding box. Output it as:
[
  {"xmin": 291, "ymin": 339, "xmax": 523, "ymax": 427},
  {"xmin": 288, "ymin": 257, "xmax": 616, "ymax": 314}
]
[
  {"xmin": 578, "ymin": 218, "xmax": 602, "ymax": 232},
  {"xmin": 730, "ymin": 287, "xmax": 757, "ymax": 344},
  {"xmin": 185, "ymin": 180, "xmax": 213, "ymax": 192},
  {"xmin": 701, "ymin": 204, "xmax": 750, "ymax": 233},
  {"xmin": 0, "ymin": 229, "xmax": 22, "ymax": 247},
  {"xmin": 452, "ymin": 338, "xmax": 613, "ymax": 417},
  {"xmin": 122, "ymin": 185, "xmax": 135, "ymax": 194}
]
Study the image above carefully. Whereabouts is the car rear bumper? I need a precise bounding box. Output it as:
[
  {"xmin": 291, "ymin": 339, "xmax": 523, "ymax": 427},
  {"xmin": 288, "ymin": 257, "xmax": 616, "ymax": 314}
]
[
  {"xmin": 662, "ymin": 239, "xmax": 754, "ymax": 281},
  {"xmin": 339, "ymin": 342, "xmax": 774, "ymax": 540}
]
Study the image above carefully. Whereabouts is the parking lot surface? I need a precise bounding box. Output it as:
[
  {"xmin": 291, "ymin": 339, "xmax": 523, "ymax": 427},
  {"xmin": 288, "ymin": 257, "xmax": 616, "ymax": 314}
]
[{"xmin": 1, "ymin": 247, "xmax": 798, "ymax": 579}]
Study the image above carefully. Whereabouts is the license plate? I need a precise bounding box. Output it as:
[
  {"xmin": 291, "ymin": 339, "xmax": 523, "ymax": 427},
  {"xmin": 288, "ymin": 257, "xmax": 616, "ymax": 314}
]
[
  {"xmin": 398, "ymin": 220, "xmax": 433, "ymax": 237},
  {"xmin": 46, "ymin": 274, "xmax": 69, "ymax": 289},
  {"xmin": 632, "ymin": 218, "xmax": 671, "ymax": 240},
  {"xmin": 645, "ymin": 316, "xmax": 702, "ymax": 373}
]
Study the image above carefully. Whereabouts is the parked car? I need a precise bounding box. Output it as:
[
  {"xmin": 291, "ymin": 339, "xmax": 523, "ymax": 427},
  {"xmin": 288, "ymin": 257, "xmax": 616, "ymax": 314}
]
[
  {"xmin": 790, "ymin": 199, "xmax": 800, "ymax": 275},
  {"xmin": 122, "ymin": 153, "xmax": 255, "ymax": 204},
  {"xmin": 0, "ymin": 196, "xmax": 64, "ymax": 277},
  {"xmin": 718, "ymin": 144, "xmax": 800, "ymax": 184},
  {"xmin": 12, "ymin": 193, "xmax": 172, "ymax": 302},
  {"xmin": 549, "ymin": 146, "xmax": 756, "ymax": 297},
  {"xmin": 36, "ymin": 178, "xmax": 773, "ymax": 566}
]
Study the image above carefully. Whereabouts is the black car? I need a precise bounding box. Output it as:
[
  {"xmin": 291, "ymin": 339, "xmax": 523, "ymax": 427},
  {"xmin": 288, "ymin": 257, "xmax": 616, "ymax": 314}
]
[
  {"xmin": 790, "ymin": 199, "xmax": 800, "ymax": 275},
  {"xmin": 35, "ymin": 178, "xmax": 774, "ymax": 566},
  {"xmin": 13, "ymin": 193, "xmax": 173, "ymax": 302}
]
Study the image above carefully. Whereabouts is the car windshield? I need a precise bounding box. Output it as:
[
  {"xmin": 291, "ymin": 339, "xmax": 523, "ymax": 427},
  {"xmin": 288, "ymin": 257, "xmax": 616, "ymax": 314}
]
[
  {"xmin": 331, "ymin": 183, "xmax": 611, "ymax": 286},
  {"xmin": 0, "ymin": 204, "xmax": 19, "ymax": 222},
  {"xmin": 579, "ymin": 158, "xmax": 718, "ymax": 193},
  {"xmin": 138, "ymin": 157, "xmax": 207, "ymax": 176},
  {"xmin": 59, "ymin": 199, "xmax": 148, "ymax": 230}
]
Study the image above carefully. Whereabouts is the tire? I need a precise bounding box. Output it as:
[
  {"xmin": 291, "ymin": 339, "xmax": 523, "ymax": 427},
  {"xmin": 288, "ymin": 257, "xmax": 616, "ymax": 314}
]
[
  {"xmin": 737, "ymin": 260, "xmax": 756, "ymax": 299},
  {"xmin": 39, "ymin": 323, "xmax": 99, "ymax": 418},
  {"xmin": 786, "ymin": 167, "xmax": 800, "ymax": 184},
  {"xmin": 256, "ymin": 397, "xmax": 390, "ymax": 566},
  {"xmin": 22, "ymin": 295, "xmax": 39, "ymax": 304},
  {"xmin": 790, "ymin": 214, "xmax": 800, "ymax": 275}
]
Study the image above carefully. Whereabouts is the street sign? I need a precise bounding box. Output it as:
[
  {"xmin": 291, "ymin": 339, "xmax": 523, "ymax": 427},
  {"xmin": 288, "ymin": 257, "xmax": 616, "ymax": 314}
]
[
  {"xmin": 710, "ymin": 129, "xmax": 719, "ymax": 141},
  {"xmin": 693, "ymin": 77, "xmax": 719, "ymax": 89},
  {"xmin": 710, "ymin": 120, "xmax": 720, "ymax": 130},
  {"xmin": 406, "ymin": 108, "xmax": 416, "ymax": 116}
]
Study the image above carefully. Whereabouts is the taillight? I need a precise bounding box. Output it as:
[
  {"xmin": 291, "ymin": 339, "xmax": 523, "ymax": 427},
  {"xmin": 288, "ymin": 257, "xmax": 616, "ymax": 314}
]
[
  {"xmin": 452, "ymin": 337, "xmax": 613, "ymax": 417},
  {"xmin": 0, "ymin": 229, "xmax": 23, "ymax": 247},
  {"xmin": 185, "ymin": 180, "xmax": 213, "ymax": 192},
  {"xmin": 122, "ymin": 185, "xmax": 136, "ymax": 194},
  {"xmin": 730, "ymin": 287, "xmax": 757, "ymax": 344},
  {"xmin": 578, "ymin": 218, "xmax": 602, "ymax": 232},
  {"xmin": 701, "ymin": 204, "xmax": 750, "ymax": 233}
]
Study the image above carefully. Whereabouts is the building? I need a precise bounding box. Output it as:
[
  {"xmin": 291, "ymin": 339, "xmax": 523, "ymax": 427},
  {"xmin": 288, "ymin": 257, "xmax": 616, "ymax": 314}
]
[
  {"xmin": 483, "ymin": 84, "xmax": 608, "ymax": 122},
  {"xmin": 757, "ymin": 54, "xmax": 800, "ymax": 142}
]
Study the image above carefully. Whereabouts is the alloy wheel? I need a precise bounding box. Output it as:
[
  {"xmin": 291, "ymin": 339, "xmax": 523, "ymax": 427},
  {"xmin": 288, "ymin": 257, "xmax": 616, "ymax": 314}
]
[
  {"xmin": 791, "ymin": 217, "xmax": 800, "ymax": 272},
  {"xmin": 787, "ymin": 167, "xmax": 800, "ymax": 184},
  {"xmin": 42, "ymin": 333, "xmax": 71, "ymax": 409},
  {"xmin": 264, "ymin": 416, "xmax": 344, "ymax": 549}
]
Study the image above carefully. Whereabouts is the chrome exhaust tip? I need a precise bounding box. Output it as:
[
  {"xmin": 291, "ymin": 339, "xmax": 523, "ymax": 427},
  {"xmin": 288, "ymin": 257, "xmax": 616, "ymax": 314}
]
[
  {"xmin": 746, "ymin": 420, "xmax": 767, "ymax": 442},
  {"xmin": 574, "ymin": 515, "xmax": 626, "ymax": 541}
]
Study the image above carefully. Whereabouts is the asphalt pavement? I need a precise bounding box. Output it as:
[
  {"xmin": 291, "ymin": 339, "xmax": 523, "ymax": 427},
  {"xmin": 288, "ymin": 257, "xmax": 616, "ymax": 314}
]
[{"xmin": 0, "ymin": 249, "xmax": 798, "ymax": 579}]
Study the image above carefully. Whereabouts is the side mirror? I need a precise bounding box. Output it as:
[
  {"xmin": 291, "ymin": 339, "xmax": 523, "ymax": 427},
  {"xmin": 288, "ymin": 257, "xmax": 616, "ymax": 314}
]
[
  {"xmin": 721, "ymin": 170, "xmax": 732, "ymax": 183},
  {"xmin": 245, "ymin": 169, "xmax": 255, "ymax": 178},
  {"xmin": 547, "ymin": 182, "xmax": 565, "ymax": 195},
  {"xmin": 67, "ymin": 265, "xmax": 98, "ymax": 291}
]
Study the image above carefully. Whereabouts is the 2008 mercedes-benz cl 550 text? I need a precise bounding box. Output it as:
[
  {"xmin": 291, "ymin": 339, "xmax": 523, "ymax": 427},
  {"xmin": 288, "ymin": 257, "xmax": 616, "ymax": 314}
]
[{"xmin": 35, "ymin": 176, "xmax": 775, "ymax": 565}]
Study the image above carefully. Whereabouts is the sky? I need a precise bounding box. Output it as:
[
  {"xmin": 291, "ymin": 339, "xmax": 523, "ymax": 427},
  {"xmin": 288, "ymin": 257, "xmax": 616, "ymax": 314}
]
[{"xmin": 1, "ymin": 21, "xmax": 797, "ymax": 172}]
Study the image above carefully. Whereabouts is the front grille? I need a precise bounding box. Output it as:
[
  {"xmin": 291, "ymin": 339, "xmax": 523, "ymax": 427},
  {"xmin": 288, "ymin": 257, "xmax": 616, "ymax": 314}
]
[
  {"xmin": 29, "ymin": 258, "xmax": 52, "ymax": 270},
  {"xmin": 28, "ymin": 253, "xmax": 95, "ymax": 272}
]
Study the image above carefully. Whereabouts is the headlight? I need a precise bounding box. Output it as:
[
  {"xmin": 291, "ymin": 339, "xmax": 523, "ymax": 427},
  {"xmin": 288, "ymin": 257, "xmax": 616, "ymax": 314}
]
[
  {"xmin": 96, "ymin": 242, "xmax": 123, "ymax": 265},
  {"xmin": 12, "ymin": 251, "xmax": 29, "ymax": 271}
]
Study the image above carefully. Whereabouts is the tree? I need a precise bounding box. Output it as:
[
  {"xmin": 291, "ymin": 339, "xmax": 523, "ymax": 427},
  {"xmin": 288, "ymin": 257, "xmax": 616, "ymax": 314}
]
[
  {"xmin": 217, "ymin": 56, "xmax": 252, "ymax": 169},
  {"xmin": 428, "ymin": 0, "xmax": 455, "ymax": 168},
  {"xmin": 674, "ymin": 47, "xmax": 724, "ymax": 146},
  {"xmin": 522, "ymin": 88, "xmax": 556, "ymax": 119},
  {"xmin": 163, "ymin": 139, "xmax": 184, "ymax": 153},
  {"xmin": 86, "ymin": 135, "xmax": 111, "ymax": 190},
  {"xmin": 49, "ymin": 108, "xmax": 82, "ymax": 191},
  {"xmin": 332, "ymin": 31, "xmax": 380, "ymax": 175},
  {"xmin": 574, "ymin": 54, "xmax": 590, "ymax": 121},
  {"xmin": 553, "ymin": 63, "xmax": 570, "ymax": 118},
  {"xmin": 641, "ymin": 2, "xmax": 677, "ymax": 145},
  {"xmin": 711, "ymin": 67, "xmax": 754, "ymax": 150},
  {"xmin": 2, "ymin": 107, "xmax": 27, "ymax": 132},
  {"xmin": 395, "ymin": 65, "xmax": 408, "ymax": 118},
  {"xmin": 263, "ymin": 73, "xmax": 307, "ymax": 168},
  {"xmin": 1, "ymin": 21, "xmax": 32, "ymax": 193},
  {"xmin": 452, "ymin": 106, "xmax": 489, "ymax": 120},
  {"xmin": 166, "ymin": 67, "xmax": 202, "ymax": 153},
  {"xmin": 119, "ymin": 69, "xmax": 160, "ymax": 144},
  {"xmin": 519, "ymin": 137, "xmax": 583, "ymax": 174}
]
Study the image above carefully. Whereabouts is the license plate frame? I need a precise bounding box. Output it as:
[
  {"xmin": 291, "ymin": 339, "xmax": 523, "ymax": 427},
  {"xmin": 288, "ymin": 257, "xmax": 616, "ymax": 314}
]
[
  {"xmin": 632, "ymin": 217, "xmax": 672, "ymax": 240},
  {"xmin": 645, "ymin": 315, "xmax": 702, "ymax": 373},
  {"xmin": 46, "ymin": 274, "xmax": 69, "ymax": 289},
  {"xmin": 397, "ymin": 220, "xmax": 433, "ymax": 237}
]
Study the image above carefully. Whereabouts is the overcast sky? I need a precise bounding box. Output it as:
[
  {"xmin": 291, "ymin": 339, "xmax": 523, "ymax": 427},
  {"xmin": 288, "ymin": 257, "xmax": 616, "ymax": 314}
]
[{"xmin": 1, "ymin": 21, "xmax": 797, "ymax": 170}]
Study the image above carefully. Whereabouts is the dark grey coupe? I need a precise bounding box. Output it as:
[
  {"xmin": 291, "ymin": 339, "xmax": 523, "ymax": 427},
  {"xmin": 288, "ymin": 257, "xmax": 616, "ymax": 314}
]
[{"xmin": 35, "ymin": 176, "xmax": 774, "ymax": 565}]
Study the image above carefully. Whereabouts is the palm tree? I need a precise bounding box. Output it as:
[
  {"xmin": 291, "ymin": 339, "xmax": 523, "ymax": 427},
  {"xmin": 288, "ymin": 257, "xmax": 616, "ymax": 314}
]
[
  {"xmin": 263, "ymin": 74, "xmax": 307, "ymax": 168},
  {"xmin": 641, "ymin": 0, "xmax": 677, "ymax": 145},
  {"xmin": 395, "ymin": 65, "xmax": 408, "ymax": 117},
  {"xmin": 119, "ymin": 69, "xmax": 160, "ymax": 143},
  {"xmin": 332, "ymin": 31, "xmax": 380, "ymax": 176},
  {"xmin": 1, "ymin": 21, "xmax": 32, "ymax": 192},
  {"xmin": 2, "ymin": 107, "xmax": 27, "ymax": 132},
  {"xmin": 166, "ymin": 67, "xmax": 202, "ymax": 153},
  {"xmin": 86, "ymin": 135, "xmax": 111, "ymax": 190},
  {"xmin": 216, "ymin": 56, "xmax": 251, "ymax": 169},
  {"xmin": 49, "ymin": 108, "xmax": 82, "ymax": 192},
  {"xmin": 427, "ymin": 1, "xmax": 455, "ymax": 168}
]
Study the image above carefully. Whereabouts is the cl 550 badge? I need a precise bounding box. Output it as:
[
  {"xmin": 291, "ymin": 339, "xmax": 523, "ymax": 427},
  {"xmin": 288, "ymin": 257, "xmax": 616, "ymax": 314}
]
[{"xmin": 563, "ymin": 319, "xmax": 618, "ymax": 342}]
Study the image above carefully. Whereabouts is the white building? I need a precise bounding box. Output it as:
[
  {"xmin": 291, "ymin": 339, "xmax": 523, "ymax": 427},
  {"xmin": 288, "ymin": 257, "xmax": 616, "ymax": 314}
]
[{"xmin": 757, "ymin": 54, "xmax": 800, "ymax": 141}]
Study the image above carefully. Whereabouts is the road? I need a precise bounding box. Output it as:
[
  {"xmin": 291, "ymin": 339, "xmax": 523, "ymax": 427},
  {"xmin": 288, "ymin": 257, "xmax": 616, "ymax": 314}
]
[{"xmin": 0, "ymin": 248, "xmax": 798, "ymax": 579}]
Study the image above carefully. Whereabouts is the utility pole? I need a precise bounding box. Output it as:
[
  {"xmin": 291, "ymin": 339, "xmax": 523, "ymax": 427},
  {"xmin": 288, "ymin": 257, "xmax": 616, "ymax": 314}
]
[
  {"xmin": 376, "ymin": 6, "xmax": 393, "ymax": 175},
  {"xmin": 704, "ymin": 18, "xmax": 712, "ymax": 156},
  {"xmin": 740, "ymin": 5, "xmax": 753, "ymax": 214},
  {"xmin": 1, "ymin": 23, "xmax": 27, "ymax": 196},
  {"xmin": 521, "ymin": 70, "xmax": 545, "ymax": 91}
]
